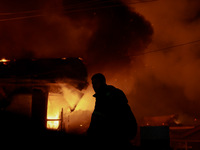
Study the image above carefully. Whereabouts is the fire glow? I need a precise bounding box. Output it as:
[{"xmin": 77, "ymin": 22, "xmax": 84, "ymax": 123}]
[
  {"xmin": 46, "ymin": 83, "xmax": 89, "ymax": 130},
  {"xmin": 47, "ymin": 92, "xmax": 63, "ymax": 129},
  {"xmin": 0, "ymin": 58, "xmax": 10, "ymax": 65},
  {"xmin": 0, "ymin": 58, "xmax": 10, "ymax": 63}
]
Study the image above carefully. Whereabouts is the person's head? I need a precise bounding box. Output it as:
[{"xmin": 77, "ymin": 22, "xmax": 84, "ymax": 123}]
[{"xmin": 91, "ymin": 73, "xmax": 106, "ymax": 92}]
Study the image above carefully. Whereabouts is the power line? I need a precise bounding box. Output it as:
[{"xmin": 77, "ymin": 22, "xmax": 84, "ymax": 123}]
[
  {"xmin": 0, "ymin": 14, "xmax": 43, "ymax": 22},
  {"xmin": 64, "ymin": 0, "xmax": 146, "ymax": 9},
  {"xmin": 131, "ymin": 39, "xmax": 200, "ymax": 57},
  {"xmin": 63, "ymin": 0, "xmax": 158, "ymax": 13},
  {"xmin": 0, "ymin": 0, "xmax": 157, "ymax": 16},
  {"xmin": 0, "ymin": 10, "xmax": 41, "ymax": 16},
  {"xmin": 0, "ymin": 0, "xmax": 158, "ymax": 21}
]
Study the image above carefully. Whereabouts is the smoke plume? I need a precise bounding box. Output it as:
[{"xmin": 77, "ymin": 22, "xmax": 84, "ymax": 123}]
[
  {"xmin": 2, "ymin": 0, "xmax": 200, "ymax": 126},
  {"xmin": 123, "ymin": 0, "xmax": 200, "ymax": 124},
  {"xmin": 0, "ymin": 0, "xmax": 153, "ymax": 113},
  {"xmin": 0, "ymin": 0, "xmax": 153, "ymax": 61}
]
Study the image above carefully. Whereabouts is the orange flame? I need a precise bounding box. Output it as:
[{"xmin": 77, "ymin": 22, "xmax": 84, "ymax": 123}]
[
  {"xmin": 47, "ymin": 93, "xmax": 63, "ymax": 130},
  {"xmin": 46, "ymin": 84, "xmax": 94, "ymax": 130},
  {"xmin": 0, "ymin": 58, "xmax": 10, "ymax": 63}
]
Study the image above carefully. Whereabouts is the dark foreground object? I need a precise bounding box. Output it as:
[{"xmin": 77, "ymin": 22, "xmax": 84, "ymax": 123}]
[
  {"xmin": 140, "ymin": 126, "xmax": 171, "ymax": 150},
  {"xmin": 0, "ymin": 111, "xmax": 138, "ymax": 150}
]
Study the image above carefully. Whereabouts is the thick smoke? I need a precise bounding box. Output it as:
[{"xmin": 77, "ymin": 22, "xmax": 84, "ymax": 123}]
[
  {"xmin": 0, "ymin": 0, "xmax": 153, "ymax": 60},
  {"xmin": 0, "ymin": 0, "xmax": 95, "ymax": 59},
  {"xmin": 4, "ymin": 0, "xmax": 200, "ymax": 126},
  {"xmin": 124, "ymin": 0, "xmax": 200, "ymax": 124},
  {"xmin": 0, "ymin": 0, "xmax": 153, "ymax": 116}
]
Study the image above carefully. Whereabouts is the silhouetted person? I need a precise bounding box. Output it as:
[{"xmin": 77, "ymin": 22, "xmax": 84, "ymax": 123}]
[{"xmin": 87, "ymin": 73, "xmax": 137, "ymax": 148}]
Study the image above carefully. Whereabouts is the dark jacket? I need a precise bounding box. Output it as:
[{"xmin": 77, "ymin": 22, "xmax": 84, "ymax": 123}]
[{"xmin": 87, "ymin": 85, "xmax": 137, "ymax": 140}]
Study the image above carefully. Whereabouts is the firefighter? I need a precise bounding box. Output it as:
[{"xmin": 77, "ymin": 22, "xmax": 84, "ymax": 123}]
[{"xmin": 87, "ymin": 73, "xmax": 137, "ymax": 148}]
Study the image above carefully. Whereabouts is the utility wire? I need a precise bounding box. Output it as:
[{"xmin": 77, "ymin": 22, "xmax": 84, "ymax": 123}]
[
  {"xmin": 0, "ymin": 10, "xmax": 41, "ymax": 16},
  {"xmin": 0, "ymin": 14, "xmax": 43, "ymax": 22},
  {"xmin": 64, "ymin": 0, "xmax": 158, "ymax": 13},
  {"xmin": 131, "ymin": 39, "xmax": 200, "ymax": 57},
  {"xmin": 0, "ymin": 0, "xmax": 158, "ymax": 22},
  {"xmin": 0, "ymin": 0, "xmax": 157, "ymax": 16}
]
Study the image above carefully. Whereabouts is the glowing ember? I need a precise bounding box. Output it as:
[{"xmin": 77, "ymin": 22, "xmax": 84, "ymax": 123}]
[
  {"xmin": 0, "ymin": 58, "xmax": 10, "ymax": 63},
  {"xmin": 0, "ymin": 58, "xmax": 10, "ymax": 65}
]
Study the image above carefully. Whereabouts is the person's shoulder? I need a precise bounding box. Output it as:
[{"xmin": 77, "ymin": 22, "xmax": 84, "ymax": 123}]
[
  {"xmin": 107, "ymin": 85, "xmax": 128, "ymax": 103},
  {"xmin": 107, "ymin": 85, "xmax": 116, "ymax": 91},
  {"xmin": 107, "ymin": 85, "xmax": 124, "ymax": 94}
]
